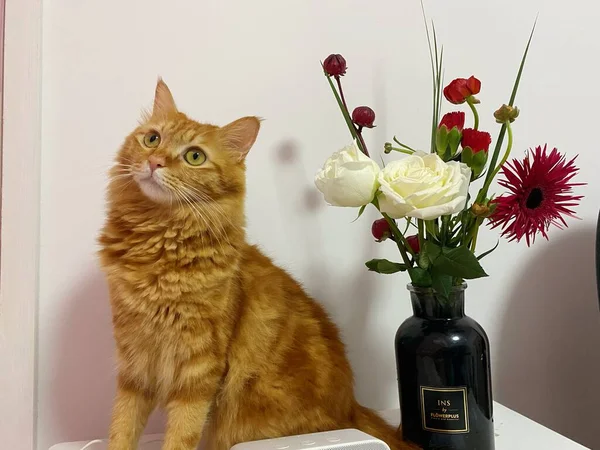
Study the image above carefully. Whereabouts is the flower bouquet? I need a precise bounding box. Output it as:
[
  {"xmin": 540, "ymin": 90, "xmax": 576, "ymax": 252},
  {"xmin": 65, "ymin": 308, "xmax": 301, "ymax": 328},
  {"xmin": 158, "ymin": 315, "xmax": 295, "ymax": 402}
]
[{"xmin": 315, "ymin": 24, "xmax": 584, "ymax": 450}]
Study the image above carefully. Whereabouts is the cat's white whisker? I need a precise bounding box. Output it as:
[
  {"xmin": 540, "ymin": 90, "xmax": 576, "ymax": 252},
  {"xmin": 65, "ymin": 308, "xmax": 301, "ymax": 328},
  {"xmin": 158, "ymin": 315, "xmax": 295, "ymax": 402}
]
[
  {"xmin": 172, "ymin": 186, "xmax": 228, "ymax": 256},
  {"xmin": 179, "ymin": 190, "xmax": 228, "ymax": 255},
  {"xmin": 175, "ymin": 180, "xmax": 238, "ymax": 232},
  {"xmin": 177, "ymin": 183, "xmax": 234, "ymax": 249}
]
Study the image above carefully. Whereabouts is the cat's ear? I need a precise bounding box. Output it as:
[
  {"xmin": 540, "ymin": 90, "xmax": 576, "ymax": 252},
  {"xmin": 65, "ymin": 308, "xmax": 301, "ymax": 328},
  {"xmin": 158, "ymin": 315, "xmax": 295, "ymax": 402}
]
[
  {"xmin": 221, "ymin": 116, "xmax": 261, "ymax": 161},
  {"xmin": 152, "ymin": 78, "xmax": 177, "ymax": 118}
]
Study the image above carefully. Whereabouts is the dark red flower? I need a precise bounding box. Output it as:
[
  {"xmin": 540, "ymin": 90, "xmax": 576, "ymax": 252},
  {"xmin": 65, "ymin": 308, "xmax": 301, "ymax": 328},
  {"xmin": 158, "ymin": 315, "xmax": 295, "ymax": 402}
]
[
  {"xmin": 406, "ymin": 235, "xmax": 420, "ymax": 254},
  {"xmin": 439, "ymin": 111, "xmax": 465, "ymax": 132},
  {"xmin": 461, "ymin": 128, "xmax": 492, "ymax": 154},
  {"xmin": 352, "ymin": 106, "xmax": 376, "ymax": 128},
  {"xmin": 372, "ymin": 218, "xmax": 391, "ymax": 242},
  {"xmin": 489, "ymin": 145, "xmax": 584, "ymax": 246},
  {"xmin": 443, "ymin": 76, "xmax": 481, "ymax": 104},
  {"xmin": 323, "ymin": 54, "xmax": 347, "ymax": 77}
]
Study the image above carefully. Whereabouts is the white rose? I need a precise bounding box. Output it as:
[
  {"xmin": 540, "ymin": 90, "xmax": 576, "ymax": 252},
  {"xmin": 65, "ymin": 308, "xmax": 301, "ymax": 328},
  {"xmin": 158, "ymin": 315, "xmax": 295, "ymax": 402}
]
[
  {"xmin": 315, "ymin": 142, "xmax": 380, "ymax": 207},
  {"xmin": 378, "ymin": 152, "xmax": 471, "ymax": 220}
]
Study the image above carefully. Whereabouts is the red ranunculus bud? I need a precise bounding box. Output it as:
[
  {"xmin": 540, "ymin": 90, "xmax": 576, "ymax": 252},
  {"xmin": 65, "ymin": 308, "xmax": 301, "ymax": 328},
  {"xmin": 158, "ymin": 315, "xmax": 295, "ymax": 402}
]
[
  {"xmin": 461, "ymin": 128, "xmax": 492, "ymax": 154},
  {"xmin": 406, "ymin": 235, "xmax": 420, "ymax": 254},
  {"xmin": 443, "ymin": 76, "xmax": 481, "ymax": 104},
  {"xmin": 439, "ymin": 111, "xmax": 465, "ymax": 132},
  {"xmin": 323, "ymin": 54, "xmax": 347, "ymax": 77},
  {"xmin": 352, "ymin": 106, "xmax": 376, "ymax": 128},
  {"xmin": 372, "ymin": 218, "xmax": 391, "ymax": 242}
]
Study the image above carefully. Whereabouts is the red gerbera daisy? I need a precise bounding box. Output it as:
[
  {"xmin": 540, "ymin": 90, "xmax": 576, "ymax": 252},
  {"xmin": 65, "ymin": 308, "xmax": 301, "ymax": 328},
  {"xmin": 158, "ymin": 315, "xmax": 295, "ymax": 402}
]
[{"xmin": 489, "ymin": 145, "xmax": 584, "ymax": 246}]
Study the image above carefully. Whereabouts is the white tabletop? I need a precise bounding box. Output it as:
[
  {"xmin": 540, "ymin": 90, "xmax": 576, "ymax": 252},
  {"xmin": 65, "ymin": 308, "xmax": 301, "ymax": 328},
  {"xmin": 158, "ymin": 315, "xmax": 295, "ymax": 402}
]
[{"xmin": 49, "ymin": 402, "xmax": 588, "ymax": 450}]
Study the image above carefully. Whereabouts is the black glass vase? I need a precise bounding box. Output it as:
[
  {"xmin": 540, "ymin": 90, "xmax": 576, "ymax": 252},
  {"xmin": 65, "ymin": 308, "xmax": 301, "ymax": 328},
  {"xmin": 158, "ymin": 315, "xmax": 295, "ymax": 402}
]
[{"xmin": 395, "ymin": 284, "xmax": 494, "ymax": 450}]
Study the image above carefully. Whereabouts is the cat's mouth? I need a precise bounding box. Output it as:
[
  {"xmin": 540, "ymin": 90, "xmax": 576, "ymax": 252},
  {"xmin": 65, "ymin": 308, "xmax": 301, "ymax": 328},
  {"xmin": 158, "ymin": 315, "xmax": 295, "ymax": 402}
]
[{"xmin": 134, "ymin": 171, "xmax": 172, "ymax": 203}]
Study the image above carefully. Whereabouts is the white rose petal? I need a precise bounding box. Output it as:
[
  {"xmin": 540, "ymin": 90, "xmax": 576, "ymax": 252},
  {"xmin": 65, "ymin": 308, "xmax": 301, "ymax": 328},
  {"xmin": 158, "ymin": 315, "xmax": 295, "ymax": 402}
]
[
  {"xmin": 315, "ymin": 142, "xmax": 380, "ymax": 207},
  {"xmin": 378, "ymin": 152, "xmax": 471, "ymax": 220}
]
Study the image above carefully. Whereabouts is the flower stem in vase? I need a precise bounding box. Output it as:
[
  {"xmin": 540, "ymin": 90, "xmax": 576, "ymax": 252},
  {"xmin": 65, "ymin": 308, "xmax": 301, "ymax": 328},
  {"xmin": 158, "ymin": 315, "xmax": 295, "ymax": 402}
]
[
  {"xmin": 418, "ymin": 219, "xmax": 425, "ymax": 251},
  {"xmin": 382, "ymin": 213, "xmax": 414, "ymax": 266}
]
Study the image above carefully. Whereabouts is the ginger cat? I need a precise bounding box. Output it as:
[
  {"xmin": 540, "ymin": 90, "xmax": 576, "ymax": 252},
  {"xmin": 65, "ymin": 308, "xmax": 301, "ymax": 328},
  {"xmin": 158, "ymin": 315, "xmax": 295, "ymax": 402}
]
[{"xmin": 98, "ymin": 80, "xmax": 417, "ymax": 450}]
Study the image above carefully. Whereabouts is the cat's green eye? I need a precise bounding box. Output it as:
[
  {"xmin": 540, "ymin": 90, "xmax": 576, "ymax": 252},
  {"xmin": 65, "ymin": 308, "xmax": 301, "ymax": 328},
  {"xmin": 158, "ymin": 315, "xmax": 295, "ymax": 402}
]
[
  {"xmin": 184, "ymin": 147, "xmax": 207, "ymax": 166},
  {"xmin": 143, "ymin": 131, "xmax": 161, "ymax": 148}
]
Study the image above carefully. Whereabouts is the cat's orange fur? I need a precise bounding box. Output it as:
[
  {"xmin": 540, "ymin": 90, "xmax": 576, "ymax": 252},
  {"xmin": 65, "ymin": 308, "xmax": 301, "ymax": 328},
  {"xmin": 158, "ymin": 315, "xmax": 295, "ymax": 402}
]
[{"xmin": 98, "ymin": 80, "xmax": 418, "ymax": 450}]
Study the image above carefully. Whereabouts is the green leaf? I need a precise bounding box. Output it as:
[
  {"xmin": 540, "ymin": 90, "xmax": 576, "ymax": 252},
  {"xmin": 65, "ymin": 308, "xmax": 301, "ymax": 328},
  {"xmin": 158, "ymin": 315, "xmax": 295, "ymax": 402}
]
[
  {"xmin": 431, "ymin": 269, "xmax": 452, "ymax": 299},
  {"xmin": 462, "ymin": 146, "xmax": 473, "ymax": 166},
  {"xmin": 365, "ymin": 259, "xmax": 407, "ymax": 274},
  {"xmin": 436, "ymin": 126, "xmax": 448, "ymax": 156},
  {"xmin": 477, "ymin": 240, "xmax": 500, "ymax": 260},
  {"xmin": 409, "ymin": 267, "xmax": 432, "ymax": 287},
  {"xmin": 424, "ymin": 241, "xmax": 442, "ymax": 262},
  {"xmin": 471, "ymin": 150, "xmax": 488, "ymax": 178},
  {"xmin": 352, "ymin": 205, "xmax": 367, "ymax": 223},
  {"xmin": 418, "ymin": 251, "xmax": 431, "ymax": 270},
  {"xmin": 433, "ymin": 246, "xmax": 488, "ymax": 279},
  {"xmin": 447, "ymin": 127, "xmax": 462, "ymax": 157}
]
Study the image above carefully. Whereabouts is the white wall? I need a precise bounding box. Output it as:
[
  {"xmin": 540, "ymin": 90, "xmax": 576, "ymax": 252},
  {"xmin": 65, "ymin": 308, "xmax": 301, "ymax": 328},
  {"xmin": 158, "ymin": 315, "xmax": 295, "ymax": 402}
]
[
  {"xmin": 0, "ymin": 0, "xmax": 41, "ymax": 448},
  {"xmin": 38, "ymin": 0, "xmax": 600, "ymax": 449}
]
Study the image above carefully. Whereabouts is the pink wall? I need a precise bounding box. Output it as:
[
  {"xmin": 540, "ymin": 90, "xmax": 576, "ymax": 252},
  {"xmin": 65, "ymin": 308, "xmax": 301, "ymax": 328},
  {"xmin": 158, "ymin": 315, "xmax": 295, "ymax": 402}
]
[{"xmin": 0, "ymin": 0, "xmax": 5, "ymax": 253}]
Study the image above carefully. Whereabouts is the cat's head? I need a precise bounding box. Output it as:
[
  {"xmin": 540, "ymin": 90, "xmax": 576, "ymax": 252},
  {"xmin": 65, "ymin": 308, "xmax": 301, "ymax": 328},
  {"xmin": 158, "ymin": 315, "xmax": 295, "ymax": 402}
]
[{"xmin": 112, "ymin": 79, "xmax": 260, "ymax": 206}]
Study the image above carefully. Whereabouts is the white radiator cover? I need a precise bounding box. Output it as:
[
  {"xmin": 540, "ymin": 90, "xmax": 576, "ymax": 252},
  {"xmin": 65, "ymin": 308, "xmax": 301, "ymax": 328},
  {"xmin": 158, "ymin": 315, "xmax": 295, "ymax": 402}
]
[{"xmin": 230, "ymin": 429, "xmax": 390, "ymax": 450}]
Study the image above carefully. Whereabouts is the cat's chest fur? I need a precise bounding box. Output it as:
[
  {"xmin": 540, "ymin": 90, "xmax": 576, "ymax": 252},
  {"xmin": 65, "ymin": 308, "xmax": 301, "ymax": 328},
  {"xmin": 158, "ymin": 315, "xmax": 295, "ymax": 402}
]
[{"xmin": 100, "ymin": 218, "xmax": 241, "ymax": 396}]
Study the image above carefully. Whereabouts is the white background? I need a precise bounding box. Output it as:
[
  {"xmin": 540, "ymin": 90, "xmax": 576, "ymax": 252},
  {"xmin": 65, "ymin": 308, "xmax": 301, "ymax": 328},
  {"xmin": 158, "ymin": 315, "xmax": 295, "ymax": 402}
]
[{"xmin": 36, "ymin": 1, "xmax": 599, "ymax": 449}]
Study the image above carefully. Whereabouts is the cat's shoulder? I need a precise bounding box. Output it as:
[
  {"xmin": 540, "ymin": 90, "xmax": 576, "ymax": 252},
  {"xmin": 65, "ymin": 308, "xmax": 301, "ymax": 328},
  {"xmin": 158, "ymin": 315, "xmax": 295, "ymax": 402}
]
[{"xmin": 238, "ymin": 244, "xmax": 301, "ymax": 289}]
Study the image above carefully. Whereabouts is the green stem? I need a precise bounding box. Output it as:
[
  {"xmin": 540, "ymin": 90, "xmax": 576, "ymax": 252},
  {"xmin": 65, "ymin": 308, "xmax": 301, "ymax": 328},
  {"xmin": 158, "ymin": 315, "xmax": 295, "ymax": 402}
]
[
  {"xmin": 425, "ymin": 220, "xmax": 437, "ymax": 240},
  {"xmin": 467, "ymin": 98, "xmax": 480, "ymax": 130},
  {"xmin": 477, "ymin": 120, "xmax": 513, "ymax": 202},
  {"xmin": 460, "ymin": 210, "xmax": 472, "ymax": 246},
  {"xmin": 478, "ymin": 23, "xmax": 535, "ymax": 202},
  {"xmin": 393, "ymin": 137, "xmax": 418, "ymax": 153},
  {"xmin": 336, "ymin": 76, "xmax": 370, "ymax": 157},
  {"xmin": 489, "ymin": 120, "xmax": 513, "ymax": 181},
  {"xmin": 336, "ymin": 76, "xmax": 349, "ymax": 112},
  {"xmin": 324, "ymin": 72, "xmax": 364, "ymax": 154},
  {"xmin": 440, "ymin": 216, "xmax": 450, "ymax": 247},
  {"xmin": 470, "ymin": 218, "xmax": 484, "ymax": 252},
  {"xmin": 418, "ymin": 220, "xmax": 425, "ymax": 250},
  {"xmin": 356, "ymin": 126, "xmax": 370, "ymax": 158},
  {"xmin": 382, "ymin": 213, "xmax": 414, "ymax": 267},
  {"xmin": 386, "ymin": 146, "xmax": 415, "ymax": 155}
]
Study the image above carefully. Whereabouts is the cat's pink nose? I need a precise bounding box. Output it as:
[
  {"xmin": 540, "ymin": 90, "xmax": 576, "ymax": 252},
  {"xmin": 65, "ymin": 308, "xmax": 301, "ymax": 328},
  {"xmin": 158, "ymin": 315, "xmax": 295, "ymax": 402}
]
[{"xmin": 148, "ymin": 155, "xmax": 166, "ymax": 173}]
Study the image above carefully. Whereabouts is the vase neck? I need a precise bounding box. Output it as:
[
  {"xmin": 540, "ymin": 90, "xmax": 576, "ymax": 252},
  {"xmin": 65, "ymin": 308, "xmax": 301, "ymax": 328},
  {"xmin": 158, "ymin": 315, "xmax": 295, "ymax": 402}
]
[{"xmin": 409, "ymin": 285, "xmax": 466, "ymax": 320}]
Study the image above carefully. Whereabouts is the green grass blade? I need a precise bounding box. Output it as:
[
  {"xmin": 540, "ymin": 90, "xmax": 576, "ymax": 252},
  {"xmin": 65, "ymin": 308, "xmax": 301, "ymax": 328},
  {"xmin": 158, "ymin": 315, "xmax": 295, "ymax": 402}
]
[
  {"xmin": 322, "ymin": 66, "xmax": 360, "ymax": 146},
  {"xmin": 509, "ymin": 18, "xmax": 537, "ymax": 106},
  {"xmin": 481, "ymin": 21, "xmax": 537, "ymax": 197},
  {"xmin": 435, "ymin": 45, "xmax": 444, "ymax": 148},
  {"xmin": 421, "ymin": 1, "xmax": 436, "ymax": 89},
  {"xmin": 477, "ymin": 240, "xmax": 500, "ymax": 260}
]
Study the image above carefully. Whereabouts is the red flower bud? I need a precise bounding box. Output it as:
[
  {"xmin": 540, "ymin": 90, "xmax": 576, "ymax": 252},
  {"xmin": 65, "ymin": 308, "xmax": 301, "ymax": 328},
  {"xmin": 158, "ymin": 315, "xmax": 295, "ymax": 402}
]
[
  {"xmin": 352, "ymin": 106, "xmax": 376, "ymax": 128},
  {"xmin": 372, "ymin": 218, "xmax": 391, "ymax": 242},
  {"xmin": 323, "ymin": 54, "xmax": 347, "ymax": 77},
  {"xmin": 461, "ymin": 128, "xmax": 492, "ymax": 154},
  {"xmin": 406, "ymin": 235, "xmax": 420, "ymax": 254},
  {"xmin": 439, "ymin": 111, "xmax": 465, "ymax": 132},
  {"xmin": 443, "ymin": 76, "xmax": 481, "ymax": 105}
]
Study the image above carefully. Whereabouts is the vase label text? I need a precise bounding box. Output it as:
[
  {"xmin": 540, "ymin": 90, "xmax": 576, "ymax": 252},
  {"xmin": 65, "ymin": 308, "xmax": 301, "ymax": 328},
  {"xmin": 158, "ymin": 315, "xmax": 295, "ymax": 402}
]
[{"xmin": 420, "ymin": 386, "xmax": 469, "ymax": 434}]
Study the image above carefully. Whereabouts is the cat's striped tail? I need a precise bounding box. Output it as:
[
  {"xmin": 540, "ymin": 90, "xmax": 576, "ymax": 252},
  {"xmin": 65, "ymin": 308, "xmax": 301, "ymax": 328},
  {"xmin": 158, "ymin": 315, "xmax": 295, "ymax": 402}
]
[{"xmin": 352, "ymin": 403, "xmax": 421, "ymax": 450}]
